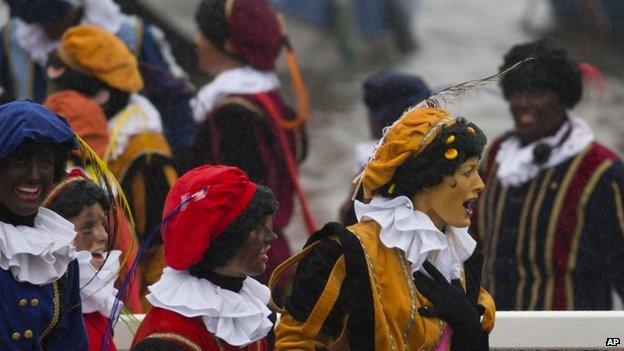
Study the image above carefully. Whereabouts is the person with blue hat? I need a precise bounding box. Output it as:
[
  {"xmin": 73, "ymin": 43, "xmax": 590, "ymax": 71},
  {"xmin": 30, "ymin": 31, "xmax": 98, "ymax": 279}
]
[
  {"xmin": 0, "ymin": 100, "xmax": 88, "ymax": 350},
  {"xmin": 339, "ymin": 70, "xmax": 431, "ymax": 225}
]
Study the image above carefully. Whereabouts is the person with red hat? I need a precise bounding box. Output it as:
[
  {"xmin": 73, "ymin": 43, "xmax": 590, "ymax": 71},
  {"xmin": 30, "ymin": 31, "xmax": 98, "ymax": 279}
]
[
  {"xmin": 191, "ymin": 0, "xmax": 313, "ymax": 287},
  {"xmin": 131, "ymin": 165, "xmax": 278, "ymax": 350}
]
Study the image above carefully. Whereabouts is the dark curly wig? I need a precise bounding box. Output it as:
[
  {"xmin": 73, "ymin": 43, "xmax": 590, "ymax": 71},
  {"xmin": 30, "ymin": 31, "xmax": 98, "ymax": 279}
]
[
  {"xmin": 195, "ymin": 0, "xmax": 229, "ymax": 51},
  {"xmin": 189, "ymin": 185, "xmax": 278, "ymax": 274},
  {"xmin": 379, "ymin": 118, "xmax": 487, "ymax": 199},
  {"xmin": 499, "ymin": 39, "xmax": 582, "ymax": 108},
  {"xmin": 46, "ymin": 179, "xmax": 110, "ymax": 220}
]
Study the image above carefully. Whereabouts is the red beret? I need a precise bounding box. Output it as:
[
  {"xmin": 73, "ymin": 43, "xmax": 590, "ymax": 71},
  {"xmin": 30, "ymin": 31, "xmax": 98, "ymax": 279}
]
[
  {"xmin": 162, "ymin": 165, "xmax": 257, "ymax": 270},
  {"xmin": 227, "ymin": 0, "xmax": 282, "ymax": 71}
]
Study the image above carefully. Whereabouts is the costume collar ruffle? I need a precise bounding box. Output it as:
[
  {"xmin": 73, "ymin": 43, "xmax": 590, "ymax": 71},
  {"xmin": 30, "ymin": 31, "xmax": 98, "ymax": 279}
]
[
  {"xmin": 77, "ymin": 250, "xmax": 121, "ymax": 318},
  {"xmin": 496, "ymin": 116, "xmax": 595, "ymax": 187},
  {"xmin": 191, "ymin": 66, "xmax": 280, "ymax": 123},
  {"xmin": 146, "ymin": 267, "xmax": 273, "ymax": 346},
  {"xmin": 354, "ymin": 195, "xmax": 476, "ymax": 282},
  {"xmin": 14, "ymin": 0, "xmax": 123, "ymax": 66},
  {"xmin": 0, "ymin": 207, "xmax": 77, "ymax": 285},
  {"xmin": 107, "ymin": 93, "xmax": 163, "ymax": 161}
]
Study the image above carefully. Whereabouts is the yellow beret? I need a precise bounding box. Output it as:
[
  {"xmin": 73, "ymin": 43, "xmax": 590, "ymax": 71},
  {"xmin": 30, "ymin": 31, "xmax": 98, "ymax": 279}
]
[
  {"xmin": 57, "ymin": 24, "xmax": 144, "ymax": 93},
  {"xmin": 360, "ymin": 107, "xmax": 456, "ymax": 199}
]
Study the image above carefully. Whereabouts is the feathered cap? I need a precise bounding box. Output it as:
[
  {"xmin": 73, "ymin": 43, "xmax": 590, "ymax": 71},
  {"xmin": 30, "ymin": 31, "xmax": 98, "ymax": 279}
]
[
  {"xmin": 162, "ymin": 165, "xmax": 257, "ymax": 270},
  {"xmin": 358, "ymin": 107, "xmax": 456, "ymax": 199},
  {"xmin": 57, "ymin": 24, "xmax": 144, "ymax": 93}
]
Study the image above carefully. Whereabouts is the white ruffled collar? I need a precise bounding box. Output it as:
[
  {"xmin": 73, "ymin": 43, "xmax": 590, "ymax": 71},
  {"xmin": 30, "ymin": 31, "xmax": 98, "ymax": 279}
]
[
  {"xmin": 354, "ymin": 195, "xmax": 476, "ymax": 282},
  {"xmin": 78, "ymin": 250, "xmax": 121, "ymax": 318},
  {"xmin": 14, "ymin": 0, "xmax": 122, "ymax": 67},
  {"xmin": 107, "ymin": 93, "xmax": 163, "ymax": 161},
  {"xmin": 495, "ymin": 116, "xmax": 595, "ymax": 187},
  {"xmin": 191, "ymin": 66, "xmax": 280, "ymax": 123},
  {"xmin": 0, "ymin": 208, "xmax": 77, "ymax": 285},
  {"xmin": 146, "ymin": 267, "xmax": 273, "ymax": 346}
]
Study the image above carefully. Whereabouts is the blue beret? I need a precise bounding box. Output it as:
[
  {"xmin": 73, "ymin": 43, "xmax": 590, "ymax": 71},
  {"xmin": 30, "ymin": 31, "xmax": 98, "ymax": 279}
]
[
  {"xmin": 6, "ymin": 0, "xmax": 76, "ymax": 23},
  {"xmin": 363, "ymin": 70, "xmax": 431, "ymax": 127},
  {"xmin": 0, "ymin": 100, "xmax": 77, "ymax": 159}
]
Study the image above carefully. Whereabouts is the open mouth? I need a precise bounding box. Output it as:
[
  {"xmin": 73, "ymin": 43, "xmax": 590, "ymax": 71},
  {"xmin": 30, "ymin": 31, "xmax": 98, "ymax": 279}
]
[
  {"xmin": 16, "ymin": 185, "xmax": 43, "ymax": 202},
  {"xmin": 463, "ymin": 198, "xmax": 477, "ymax": 216},
  {"xmin": 258, "ymin": 246, "xmax": 271, "ymax": 261}
]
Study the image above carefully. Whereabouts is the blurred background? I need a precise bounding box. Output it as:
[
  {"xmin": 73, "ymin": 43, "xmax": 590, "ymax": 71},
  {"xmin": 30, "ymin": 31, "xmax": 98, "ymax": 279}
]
[{"xmin": 3, "ymin": 0, "xmax": 624, "ymax": 250}]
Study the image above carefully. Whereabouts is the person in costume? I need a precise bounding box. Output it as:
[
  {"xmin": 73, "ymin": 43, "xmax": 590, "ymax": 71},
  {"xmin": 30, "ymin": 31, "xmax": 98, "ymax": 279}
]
[
  {"xmin": 191, "ymin": 0, "xmax": 312, "ymax": 285},
  {"xmin": 44, "ymin": 90, "xmax": 143, "ymax": 313},
  {"xmin": 273, "ymin": 106, "xmax": 496, "ymax": 350},
  {"xmin": 131, "ymin": 165, "xmax": 278, "ymax": 351},
  {"xmin": 45, "ymin": 171, "xmax": 121, "ymax": 351},
  {"xmin": 474, "ymin": 39, "xmax": 624, "ymax": 310},
  {"xmin": 0, "ymin": 0, "xmax": 196, "ymax": 166},
  {"xmin": 339, "ymin": 70, "xmax": 431, "ymax": 226},
  {"xmin": 46, "ymin": 24, "xmax": 178, "ymax": 308},
  {"xmin": 0, "ymin": 100, "xmax": 87, "ymax": 350}
]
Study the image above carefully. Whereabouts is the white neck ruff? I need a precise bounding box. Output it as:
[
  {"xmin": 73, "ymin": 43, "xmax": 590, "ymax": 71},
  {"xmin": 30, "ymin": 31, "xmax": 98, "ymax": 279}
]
[
  {"xmin": 0, "ymin": 208, "xmax": 77, "ymax": 285},
  {"xmin": 495, "ymin": 116, "xmax": 595, "ymax": 187},
  {"xmin": 107, "ymin": 93, "xmax": 164, "ymax": 161},
  {"xmin": 146, "ymin": 267, "xmax": 273, "ymax": 346},
  {"xmin": 14, "ymin": 0, "xmax": 122, "ymax": 66},
  {"xmin": 354, "ymin": 195, "xmax": 476, "ymax": 282},
  {"xmin": 78, "ymin": 250, "xmax": 121, "ymax": 318},
  {"xmin": 191, "ymin": 66, "xmax": 280, "ymax": 123}
]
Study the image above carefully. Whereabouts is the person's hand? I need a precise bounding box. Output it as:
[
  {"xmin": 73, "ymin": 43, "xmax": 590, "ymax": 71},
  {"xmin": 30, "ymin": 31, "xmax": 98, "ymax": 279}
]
[{"xmin": 413, "ymin": 261, "xmax": 481, "ymax": 335}]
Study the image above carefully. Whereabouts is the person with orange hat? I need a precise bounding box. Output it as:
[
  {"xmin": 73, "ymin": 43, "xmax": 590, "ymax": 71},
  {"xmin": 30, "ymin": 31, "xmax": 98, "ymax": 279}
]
[
  {"xmin": 130, "ymin": 165, "xmax": 278, "ymax": 350},
  {"xmin": 46, "ymin": 24, "xmax": 178, "ymax": 308},
  {"xmin": 191, "ymin": 0, "xmax": 313, "ymax": 287},
  {"xmin": 271, "ymin": 106, "xmax": 496, "ymax": 350}
]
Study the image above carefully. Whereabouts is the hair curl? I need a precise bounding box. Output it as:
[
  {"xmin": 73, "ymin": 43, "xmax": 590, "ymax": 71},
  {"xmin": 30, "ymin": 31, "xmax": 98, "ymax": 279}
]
[
  {"xmin": 499, "ymin": 39, "xmax": 581, "ymax": 108},
  {"xmin": 188, "ymin": 185, "xmax": 278, "ymax": 274},
  {"xmin": 379, "ymin": 118, "xmax": 487, "ymax": 199}
]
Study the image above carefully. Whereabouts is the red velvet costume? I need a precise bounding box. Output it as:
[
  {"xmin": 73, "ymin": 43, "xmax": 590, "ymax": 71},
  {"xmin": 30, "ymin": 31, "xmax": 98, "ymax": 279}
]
[
  {"xmin": 132, "ymin": 307, "xmax": 268, "ymax": 351},
  {"xmin": 84, "ymin": 312, "xmax": 116, "ymax": 351}
]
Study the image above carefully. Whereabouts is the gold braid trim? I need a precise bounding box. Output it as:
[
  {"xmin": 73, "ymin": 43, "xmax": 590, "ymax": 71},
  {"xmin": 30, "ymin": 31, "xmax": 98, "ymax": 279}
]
[
  {"xmin": 41, "ymin": 281, "xmax": 61, "ymax": 341},
  {"xmin": 145, "ymin": 333, "xmax": 202, "ymax": 351}
]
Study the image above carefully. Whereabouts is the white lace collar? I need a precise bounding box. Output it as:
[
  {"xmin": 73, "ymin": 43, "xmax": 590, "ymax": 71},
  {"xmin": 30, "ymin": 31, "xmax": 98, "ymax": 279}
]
[
  {"xmin": 495, "ymin": 116, "xmax": 595, "ymax": 187},
  {"xmin": 14, "ymin": 0, "xmax": 122, "ymax": 67},
  {"xmin": 354, "ymin": 195, "xmax": 476, "ymax": 282},
  {"xmin": 191, "ymin": 66, "xmax": 280, "ymax": 123},
  {"xmin": 146, "ymin": 267, "xmax": 273, "ymax": 346},
  {"xmin": 0, "ymin": 208, "xmax": 77, "ymax": 285},
  {"xmin": 107, "ymin": 93, "xmax": 164, "ymax": 161},
  {"xmin": 77, "ymin": 250, "xmax": 121, "ymax": 318}
]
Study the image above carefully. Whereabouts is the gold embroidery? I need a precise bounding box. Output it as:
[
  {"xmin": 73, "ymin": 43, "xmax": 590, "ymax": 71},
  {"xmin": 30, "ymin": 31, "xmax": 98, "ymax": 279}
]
[
  {"xmin": 485, "ymin": 184, "xmax": 507, "ymax": 296},
  {"xmin": 527, "ymin": 168, "xmax": 555, "ymax": 310},
  {"xmin": 515, "ymin": 177, "xmax": 538, "ymax": 310},
  {"xmin": 543, "ymin": 146, "xmax": 591, "ymax": 310},
  {"xmin": 41, "ymin": 281, "xmax": 60, "ymax": 340},
  {"xmin": 612, "ymin": 182, "xmax": 624, "ymax": 237},
  {"xmin": 145, "ymin": 333, "xmax": 202, "ymax": 351},
  {"xmin": 566, "ymin": 160, "xmax": 613, "ymax": 309},
  {"xmin": 396, "ymin": 250, "xmax": 418, "ymax": 349}
]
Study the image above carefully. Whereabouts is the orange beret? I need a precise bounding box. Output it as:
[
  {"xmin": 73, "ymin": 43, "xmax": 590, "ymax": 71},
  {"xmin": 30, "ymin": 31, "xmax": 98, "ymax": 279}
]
[
  {"xmin": 360, "ymin": 107, "xmax": 456, "ymax": 199},
  {"xmin": 44, "ymin": 90, "xmax": 109, "ymax": 159},
  {"xmin": 57, "ymin": 24, "xmax": 143, "ymax": 93}
]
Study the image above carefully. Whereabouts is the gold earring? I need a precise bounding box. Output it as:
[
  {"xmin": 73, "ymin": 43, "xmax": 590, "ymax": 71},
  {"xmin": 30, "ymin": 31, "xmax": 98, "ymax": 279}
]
[
  {"xmin": 388, "ymin": 183, "xmax": 396, "ymax": 194},
  {"xmin": 466, "ymin": 126, "xmax": 476, "ymax": 135},
  {"xmin": 445, "ymin": 135, "xmax": 455, "ymax": 144}
]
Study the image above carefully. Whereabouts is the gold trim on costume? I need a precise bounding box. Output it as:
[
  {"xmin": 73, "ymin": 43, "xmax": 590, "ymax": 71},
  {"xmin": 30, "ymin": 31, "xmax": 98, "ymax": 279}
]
[
  {"xmin": 514, "ymin": 177, "xmax": 538, "ymax": 310},
  {"xmin": 396, "ymin": 250, "xmax": 418, "ymax": 349},
  {"xmin": 612, "ymin": 182, "xmax": 624, "ymax": 237},
  {"xmin": 131, "ymin": 171, "xmax": 147, "ymax": 234},
  {"xmin": 478, "ymin": 163, "xmax": 498, "ymax": 242},
  {"xmin": 216, "ymin": 96, "xmax": 265, "ymax": 116},
  {"xmin": 224, "ymin": 0, "xmax": 235, "ymax": 20},
  {"xmin": 527, "ymin": 168, "xmax": 555, "ymax": 310},
  {"xmin": 41, "ymin": 281, "xmax": 61, "ymax": 340},
  {"xmin": 543, "ymin": 146, "xmax": 591, "ymax": 310},
  {"xmin": 566, "ymin": 160, "xmax": 613, "ymax": 309},
  {"xmin": 485, "ymin": 184, "xmax": 507, "ymax": 296},
  {"xmin": 145, "ymin": 333, "xmax": 202, "ymax": 351}
]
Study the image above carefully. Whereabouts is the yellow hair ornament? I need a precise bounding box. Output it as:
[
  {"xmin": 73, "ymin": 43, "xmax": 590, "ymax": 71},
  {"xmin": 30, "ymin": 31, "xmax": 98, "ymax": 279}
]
[
  {"xmin": 466, "ymin": 126, "xmax": 476, "ymax": 135},
  {"xmin": 445, "ymin": 135, "xmax": 455, "ymax": 144},
  {"xmin": 388, "ymin": 183, "xmax": 396, "ymax": 195},
  {"xmin": 445, "ymin": 148, "xmax": 458, "ymax": 160}
]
